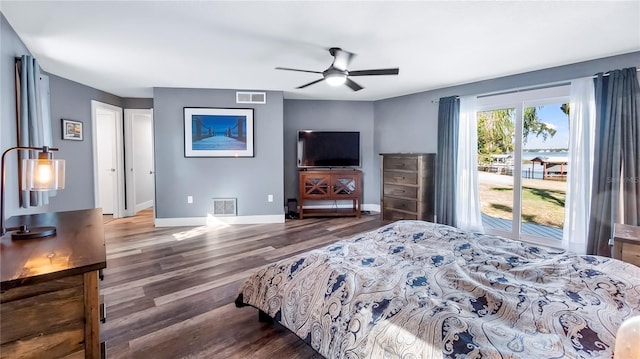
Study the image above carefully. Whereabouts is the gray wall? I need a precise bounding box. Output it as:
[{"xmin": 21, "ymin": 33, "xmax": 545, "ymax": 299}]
[
  {"xmin": 375, "ymin": 51, "xmax": 640, "ymax": 156},
  {"xmin": 283, "ymin": 100, "xmax": 376, "ymax": 205},
  {"xmin": 1, "ymin": 14, "xmax": 156, "ymax": 216},
  {"xmin": 373, "ymin": 51, "xmax": 640, "ymax": 199},
  {"xmin": 0, "ymin": 13, "xmax": 32, "ymax": 217},
  {"xmin": 48, "ymin": 74, "xmax": 124, "ymax": 212},
  {"xmin": 124, "ymin": 97, "xmax": 153, "ymax": 109},
  {"xmin": 153, "ymin": 88, "xmax": 284, "ymax": 218},
  {"xmin": 1, "ymin": 15, "xmax": 125, "ymax": 216}
]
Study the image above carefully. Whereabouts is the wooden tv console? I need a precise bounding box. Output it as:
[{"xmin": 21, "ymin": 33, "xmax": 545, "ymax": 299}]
[{"xmin": 298, "ymin": 169, "xmax": 362, "ymax": 219}]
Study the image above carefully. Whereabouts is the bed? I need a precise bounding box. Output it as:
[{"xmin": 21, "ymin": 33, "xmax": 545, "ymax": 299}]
[{"xmin": 235, "ymin": 220, "xmax": 640, "ymax": 358}]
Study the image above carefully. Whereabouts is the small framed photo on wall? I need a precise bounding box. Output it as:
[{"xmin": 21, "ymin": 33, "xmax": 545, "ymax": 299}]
[{"xmin": 61, "ymin": 119, "xmax": 83, "ymax": 141}]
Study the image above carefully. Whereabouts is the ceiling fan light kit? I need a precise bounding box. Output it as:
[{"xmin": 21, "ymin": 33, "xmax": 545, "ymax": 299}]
[
  {"xmin": 324, "ymin": 71, "xmax": 347, "ymax": 86},
  {"xmin": 276, "ymin": 47, "xmax": 399, "ymax": 92}
]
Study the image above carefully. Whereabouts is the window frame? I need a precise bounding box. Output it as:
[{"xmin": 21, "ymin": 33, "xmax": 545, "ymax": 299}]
[{"xmin": 475, "ymin": 84, "xmax": 570, "ymax": 247}]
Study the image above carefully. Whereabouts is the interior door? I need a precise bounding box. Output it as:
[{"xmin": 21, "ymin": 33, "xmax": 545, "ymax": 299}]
[
  {"xmin": 96, "ymin": 109, "xmax": 118, "ymax": 214},
  {"xmin": 125, "ymin": 108, "xmax": 155, "ymax": 214},
  {"xmin": 92, "ymin": 100, "xmax": 124, "ymax": 218}
]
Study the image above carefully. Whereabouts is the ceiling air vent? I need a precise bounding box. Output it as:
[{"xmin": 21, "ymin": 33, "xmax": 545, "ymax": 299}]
[
  {"xmin": 236, "ymin": 91, "xmax": 266, "ymax": 104},
  {"xmin": 213, "ymin": 198, "xmax": 237, "ymax": 217}
]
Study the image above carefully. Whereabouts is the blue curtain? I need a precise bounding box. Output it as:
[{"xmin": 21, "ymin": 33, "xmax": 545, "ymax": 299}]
[
  {"xmin": 16, "ymin": 55, "xmax": 53, "ymax": 207},
  {"xmin": 587, "ymin": 67, "xmax": 639, "ymax": 256},
  {"xmin": 435, "ymin": 96, "xmax": 460, "ymax": 226}
]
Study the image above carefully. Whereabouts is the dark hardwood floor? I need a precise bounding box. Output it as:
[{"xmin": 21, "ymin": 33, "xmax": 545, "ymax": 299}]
[{"xmin": 101, "ymin": 209, "xmax": 388, "ymax": 358}]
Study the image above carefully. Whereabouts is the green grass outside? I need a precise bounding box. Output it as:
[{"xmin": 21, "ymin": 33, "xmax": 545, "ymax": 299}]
[{"xmin": 479, "ymin": 177, "xmax": 567, "ymax": 228}]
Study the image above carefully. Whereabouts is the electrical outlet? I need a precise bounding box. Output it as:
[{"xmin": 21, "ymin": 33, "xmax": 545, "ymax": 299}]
[
  {"xmin": 268, "ymin": 194, "xmax": 273, "ymax": 202},
  {"xmin": 187, "ymin": 196, "xmax": 193, "ymax": 204}
]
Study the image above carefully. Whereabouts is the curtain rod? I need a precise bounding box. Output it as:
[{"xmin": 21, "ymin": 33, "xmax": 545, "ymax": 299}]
[
  {"xmin": 476, "ymin": 81, "xmax": 571, "ymax": 99},
  {"xmin": 431, "ymin": 67, "xmax": 639, "ymax": 103},
  {"xmin": 430, "ymin": 81, "xmax": 570, "ymax": 103},
  {"xmin": 592, "ymin": 67, "xmax": 640, "ymax": 78}
]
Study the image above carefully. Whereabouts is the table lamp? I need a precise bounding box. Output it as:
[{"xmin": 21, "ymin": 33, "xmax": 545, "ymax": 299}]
[{"xmin": 1, "ymin": 146, "xmax": 65, "ymax": 240}]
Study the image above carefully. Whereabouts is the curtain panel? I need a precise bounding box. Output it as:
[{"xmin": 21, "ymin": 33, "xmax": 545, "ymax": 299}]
[
  {"xmin": 435, "ymin": 96, "xmax": 460, "ymax": 226},
  {"xmin": 455, "ymin": 96, "xmax": 483, "ymax": 232},
  {"xmin": 587, "ymin": 67, "xmax": 640, "ymax": 256},
  {"xmin": 15, "ymin": 55, "xmax": 53, "ymax": 207},
  {"xmin": 562, "ymin": 77, "xmax": 596, "ymax": 254}
]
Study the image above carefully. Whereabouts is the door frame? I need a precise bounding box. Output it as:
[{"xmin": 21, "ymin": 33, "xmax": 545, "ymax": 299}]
[
  {"xmin": 475, "ymin": 85, "xmax": 570, "ymax": 244},
  {"xmin": 124, "ymin": 108, "xmax": 155, "ymax": 217},
  {"xmin": 91, "ymin": 100, "xmax": 125, "ymax": 218}
]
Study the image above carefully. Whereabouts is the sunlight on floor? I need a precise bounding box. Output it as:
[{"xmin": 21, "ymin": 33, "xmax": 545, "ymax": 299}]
[{"xmin": 171, "ymin": 214, "xmax": 231, "ymax": 241}]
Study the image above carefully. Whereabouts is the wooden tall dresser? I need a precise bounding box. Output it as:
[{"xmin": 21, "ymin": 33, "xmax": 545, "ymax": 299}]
[
  {"xmin": 380, "ymin": 153, "xmax": 435, "ymax": 221},
  {"xmin": 1, "ymin": 208, "xmax": 107, "ymax": 358}
]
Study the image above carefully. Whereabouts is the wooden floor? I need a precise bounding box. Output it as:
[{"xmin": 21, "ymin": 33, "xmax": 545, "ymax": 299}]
[{"xmin": 100, "ymin": 210, "xmax": 388, "ymax": 358}]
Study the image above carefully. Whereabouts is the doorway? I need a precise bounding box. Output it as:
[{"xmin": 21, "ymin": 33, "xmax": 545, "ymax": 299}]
[
  {"xmin": 475, "ymin": 85, "xmax": 570, "ymax": 244},
  {"xmin": 124, "ymin": 109, "xmax": 155, "ymax": 217},
  {"xmin": 92, "ymin": 100, "xmax": 125, "ymax": 217}
]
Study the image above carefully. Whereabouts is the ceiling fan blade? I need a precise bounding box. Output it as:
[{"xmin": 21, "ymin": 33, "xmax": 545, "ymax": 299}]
[
  {"xmin": 296, "ymin": 78, "xmax": 325, "ymax": 89},
  {"xmin": 349, "ymin": 68, "xmax": 399, "ymax": 76},
  {"xmin": 345, "ymin": 78, "xmax": 363, "ymax": 92},
  {"xmin": 276, "ymin": 67, "xmax": 322, "ymax": 74},
  {"xmin": 330, "ymin": 48, "xmax": 355, "ymax": 71}
]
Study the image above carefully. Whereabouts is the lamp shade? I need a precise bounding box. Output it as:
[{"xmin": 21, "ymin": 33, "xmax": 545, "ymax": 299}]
[{"xmin": 21, "ymin": 158, "xmax": 65, "ymax": 191}]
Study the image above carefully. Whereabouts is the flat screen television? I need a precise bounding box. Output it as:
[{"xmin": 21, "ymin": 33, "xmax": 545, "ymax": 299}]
[{"xmin": 297, "ymin": 131, "xmax": 360, "ymax": 168}]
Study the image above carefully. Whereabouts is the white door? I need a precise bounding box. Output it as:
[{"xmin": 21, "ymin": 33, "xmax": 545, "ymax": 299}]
[
  {"xmin": 124, "ymin": 109, "xmax": 155, "ymax": 215},
  {"xmin": 96, "ymin": 109, "xmax": 117, "ymax": 214},
  {"xmin": 92, "ymin": 100, "xmax": 125, "ymax": 217}
]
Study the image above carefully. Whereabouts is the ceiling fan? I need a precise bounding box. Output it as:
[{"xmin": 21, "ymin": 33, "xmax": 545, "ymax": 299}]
[{"xmin": 276, "ymin": 47, "xmax": 399, "ymax": 91}]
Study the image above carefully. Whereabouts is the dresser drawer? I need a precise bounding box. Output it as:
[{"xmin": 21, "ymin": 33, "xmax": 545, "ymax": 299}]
[
  {"xmin": 613, "ymin": 223, "xmax": 640, "ymax": 267},
  {"xmin": 384, "ymin": 197, "xmax": 417, "ymax": 213},
  {"xmin": 383, "ymin": 171, "xmax": 418, "ymax": 185},
  {"xmin": 621, "ymin": 242, "xmax": 640, "ymax": 266},
  {"xmin": 383, "ymin": 209, "xmax": 418, "ymax": 221},
  {"xmin": 1, "ymin": 274, "xmax": 86, "ymax": 357},
  {"xmin": 383, "ymin": 157, "xmax": 419, "ymax": 171},
  {"xmin": 383, "ymin": 184, "xmax": 418, "ymax": 199}
]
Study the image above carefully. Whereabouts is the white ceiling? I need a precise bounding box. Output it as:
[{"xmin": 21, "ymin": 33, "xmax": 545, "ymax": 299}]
[{"xmin": 2, "ymin": 1, "xmax": 639, "ymax": 101}]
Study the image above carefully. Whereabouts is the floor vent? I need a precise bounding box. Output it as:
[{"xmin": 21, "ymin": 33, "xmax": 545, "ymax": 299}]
[
  {"xmin": 236, "ymin": 91, "xmax": 266, "ymax": 104},
  {"xmin": 212, "ymin": 198, "xmax": 237, "ymax": 216}
]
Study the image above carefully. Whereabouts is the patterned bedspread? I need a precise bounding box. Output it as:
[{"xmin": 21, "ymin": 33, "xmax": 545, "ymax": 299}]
[{"xmin": 236, "ymin": 221, "xmax": 640, "ymax": 358}]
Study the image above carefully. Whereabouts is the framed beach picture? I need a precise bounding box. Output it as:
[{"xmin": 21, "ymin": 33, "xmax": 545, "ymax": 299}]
[
  {"xmin": 184, "ymin": 107, "xmax": 254, "ymax": 157},
  {"xmin": 61, "ymin": 119, "xmax": 83, "ymax": 141}
]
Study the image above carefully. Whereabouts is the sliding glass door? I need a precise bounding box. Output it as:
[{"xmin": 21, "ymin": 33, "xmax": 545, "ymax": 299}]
[
  {"xmin": 520, "ymin": 103, "xmax": 569, "ymax": 240},
  {"xmin": 476, "ymin": 86, "xmax": 570, "ymax": 243},
  {"xmin": 477, "ymin": 108, "xmax": 516, "ymax": 233}
]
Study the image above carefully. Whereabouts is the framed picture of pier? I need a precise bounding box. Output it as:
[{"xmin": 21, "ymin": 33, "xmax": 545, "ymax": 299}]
[
  {"xmin": 61, "ymin": 119, "xmax": 83, "ymax": 141},
  {"xmin": 184, "ymin": 107, "xmax": 254, "ymax": 157}
]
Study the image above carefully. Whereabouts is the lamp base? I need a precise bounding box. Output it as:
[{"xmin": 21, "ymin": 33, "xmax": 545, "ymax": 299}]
[{"xmin": 11, "ymin": 226, "xmax": 57, "ymax": 240}]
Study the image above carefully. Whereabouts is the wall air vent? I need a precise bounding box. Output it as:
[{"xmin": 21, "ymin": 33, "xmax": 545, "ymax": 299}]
[
  {"xmin": 236, "ymin": 91, "xmax": 266, "ymax": 104},
  {"xmin": 212, "ymin": 198, "xmax": 237, "ymax": 217}
]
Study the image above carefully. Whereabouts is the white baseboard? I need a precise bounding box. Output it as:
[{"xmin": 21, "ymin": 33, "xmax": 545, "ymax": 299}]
[
  {"xmin": 154, "ymin": 203, "xmax": 380, "ymax": 227},
  {"xmin": 154, "ymin": 214, "xmax": 285, "ymax": 227},
  {"xmin": 135, "ymin": 200, "xmax": 154, "ymax": 213}
]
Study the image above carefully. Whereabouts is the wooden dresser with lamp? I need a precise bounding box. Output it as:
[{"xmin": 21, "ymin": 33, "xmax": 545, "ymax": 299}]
[{"xmin": 0, "ymin": 208, "xmax": 107, "ymax": 358}]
